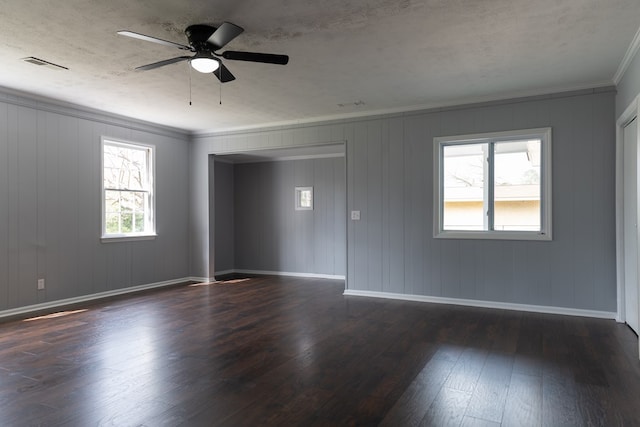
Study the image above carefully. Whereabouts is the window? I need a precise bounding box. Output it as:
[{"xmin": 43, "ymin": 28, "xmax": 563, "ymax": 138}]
[
  {"xmin": 434, "ymin": 128, "xmax": 552, "ymax": 240},
  {"xmin": 102, "ymin": 138, "xmax": 155, "ymax": 241},
  {"xmin": 295, "ymin": 186, "xmax": 313, "ymax": 210}
]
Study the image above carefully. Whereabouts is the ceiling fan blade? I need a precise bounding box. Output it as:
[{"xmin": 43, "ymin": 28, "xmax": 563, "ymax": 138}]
[
  {"xmin": 206, "ymin": 22, "xmax": 244, "ymax": 50},
  {"xmin": 213, "ymin": 63, "xmax": 236, "ymax": 83},
  {"xmin": 117, "ymin": 30, "xmax": 192, "ymax": 51},
  {"xmin": 135, "ymin": 56, "xmax": 191, "ymax": 71},
  {"xmin": 221, "ymin": 51, "xmax": 289, "ymax": 65}
]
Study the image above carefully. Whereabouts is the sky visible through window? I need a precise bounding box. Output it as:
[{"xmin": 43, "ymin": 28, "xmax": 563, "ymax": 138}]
[{"xmin": 443, "ymin": 140, "xmax": 540, "ymax": 191}]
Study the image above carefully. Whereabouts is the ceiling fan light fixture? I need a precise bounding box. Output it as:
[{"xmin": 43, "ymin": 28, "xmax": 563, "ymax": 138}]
[
  {"xmin": 191, "ymin": 54, "xmax": 219, "ymax": 73},
  {"xmin": 119, "ymin": 22, "xmax": 287, "ymax": 84}
]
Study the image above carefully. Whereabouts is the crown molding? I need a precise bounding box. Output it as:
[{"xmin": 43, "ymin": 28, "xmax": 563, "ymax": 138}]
[
  {"xmin": 0, "ymin": 86, "xmax": 188, "ymax": 140},
  {"xmin": 195, "ymin": 82, "xmax": 615, "ymax": 137},
  {"xmin": 614, "ymin": 25, "xmax": 640, "ymax": 85}
]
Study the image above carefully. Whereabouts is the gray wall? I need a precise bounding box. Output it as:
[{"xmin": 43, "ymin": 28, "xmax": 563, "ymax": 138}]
[
  {"xmin": 190, "ymin": 139, "xmax": 211, "ymax": 279},
  {"xmin": 616, "ymin": 45, "xmax": 640, "ymax": 117},
  {"xmin": 213, "ymin": 158, "xmax": 235, "ymax": 273},
  {"xmin": 194, "ymin": 88, "xmax": 617, "ymax": 312},
  {"xmin": 0, "ymin": 92, "xmax": 191, "ymax": 311},
  {"xmin": 210, "ymin": 156, "xmax": 346, "ymax": 276}
]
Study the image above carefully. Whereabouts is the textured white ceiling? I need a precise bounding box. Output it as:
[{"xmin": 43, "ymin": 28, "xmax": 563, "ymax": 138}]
[{"xmin": 0, "ymin": 0, "xmax": 639, "ymax": 133}]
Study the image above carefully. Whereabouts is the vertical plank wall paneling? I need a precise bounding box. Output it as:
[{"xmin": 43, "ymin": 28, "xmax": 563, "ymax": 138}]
[
  {"xmin": 0, "ymin": 95, "xmax": 191, "ymax": 312},
  {"xmin": 6, "ymin": 106, "xmax": 20, "ymax": 309},
  {"xmin": 353, "ymin": 122, "xmax": 369, "ymax": 287},
  {"xmin": 217, "ymin": 156, "xmax": 346, "ymax": 277},
  {"xmin": 189, "ymin": 139, "xmax": 212, "ymax": 279},
  {"xmin": 213, "ymin": 159, "xmax": 235, "ymax": 273},
  {"xmin": 0, "ymin": 103, "xmax": 9, "ymax": 309},
  {"xmin": 366, "ymin": 120, "xmax": 383, "ymax": 293},
  {"xmin": 17, "ymin": 106, "xmax": 38, "ymax": 307},
  {"xmin": 76, "ymin": 119, "xmax": 96, "ymax": 297},
  {"xmin": 196, "ymin": 88, "xmax": 617, "ymax": 312},
  {"xmin": 593, "ymin": 97, "xmax": 617, "ymax": 307},
  {"xmin": 387, "ymin": 117, "xmax": 405, "ymax": 294}
]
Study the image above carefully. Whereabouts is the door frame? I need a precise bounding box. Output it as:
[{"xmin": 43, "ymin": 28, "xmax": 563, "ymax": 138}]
[{"xmin": 616, "ymin": 95, "xmax": 640, "ymax": 333}]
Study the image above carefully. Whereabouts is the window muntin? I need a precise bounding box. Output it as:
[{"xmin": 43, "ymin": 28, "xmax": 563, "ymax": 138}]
[
  {"xmin": 102, "ymin": 138, "xmax": 155, "ymax": 240},
  {"xmin": 434, "ymin": 128, "xmax": 551, "ymax": 240}
]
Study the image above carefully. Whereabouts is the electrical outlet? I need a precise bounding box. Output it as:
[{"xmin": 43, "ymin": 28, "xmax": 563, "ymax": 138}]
[
  {"xmin": 351, "ymin": 210, "xmax": 361, "ymax": 220},
  {"xmin": 37, "ymin": 279, "xmax": 45, "ymax": 290}
]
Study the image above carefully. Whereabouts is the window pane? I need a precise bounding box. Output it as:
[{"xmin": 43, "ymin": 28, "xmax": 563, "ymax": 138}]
[
  {"xmin": 104, "ymin": 189, "xmax": 148, "ymax": 234},
  {"xmin": 103, "ymin": 144, "xmax": 148, "ymax": 190},
  {"xmin": 103, "ymin": 145, "xmax": 121, "ymax": 189},
  {"xmin": 104, "ymin": 190, "xmax": 120, "ymax": 213},
  {"xmin": 121, "ymin": 212, "xmax": 133, "ymax": 233},
  {"xmin": 295, "ymin": 187, "xmax": 313, "ymax": 210},
  {"xmin": 134, "ymin": 213, "xmax": 145, "ymax": 233},
  {"xmin": 442, "ymin": 143, "xmax": 486, "ymax": 230},
  {"xmin": 300, "ymin": 190, "xmax": 312, "ymax": 208},
  {"xmin": 120, "ymin": 191, "xmax": 135, "ymax": 212},
  {"xmin": 493, "ymin": 140, "xmax": 541, "ymax": 231},
  {"xmin": 124, "ymin": 147, "xmax": 146, "ymax": 191},
  {"xmin": 134, "ymin": 191, "xmax": 145, "ymax": 211},
  {"xmin": 105, "ymin": 213, "xmax": 120, "ymax": 234}
]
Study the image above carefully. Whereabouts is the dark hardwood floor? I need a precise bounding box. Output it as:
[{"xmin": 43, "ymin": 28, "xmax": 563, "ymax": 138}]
[{"xmin": 0, "ymin": 276, "xmax": 639, "ymax": 426}]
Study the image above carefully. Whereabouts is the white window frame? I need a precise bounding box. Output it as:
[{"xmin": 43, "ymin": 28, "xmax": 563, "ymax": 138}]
[
  {"xmin": 433, "ymin": 127, "xmax": 552, "ymax": 241},
  {"xmin": 101, "ymin": 137, "xmax": 156, "ymax": 242},
  {"xmin": 295, "ymin": 186, "xmax": 313, "ymax": 211}
]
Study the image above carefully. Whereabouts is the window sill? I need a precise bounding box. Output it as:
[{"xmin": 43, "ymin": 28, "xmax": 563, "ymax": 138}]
[
  {"xmin": 434, "ymin": 230, "xmax": 552, "ymax": 241},
  {"xmin": 101, "ymin": 234, "xmax": 157, "ymax": 243}
]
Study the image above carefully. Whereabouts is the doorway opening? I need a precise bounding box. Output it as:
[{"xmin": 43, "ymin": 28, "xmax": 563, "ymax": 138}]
[{"xmin": 210, "ymin": 143, "xmax": 347, "ymax": 286}]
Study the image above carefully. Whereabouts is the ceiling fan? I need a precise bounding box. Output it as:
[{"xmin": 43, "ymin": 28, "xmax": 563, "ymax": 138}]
[{"xmin": 117, "ymin": 22, "xmax": 289, "ymax": 83}]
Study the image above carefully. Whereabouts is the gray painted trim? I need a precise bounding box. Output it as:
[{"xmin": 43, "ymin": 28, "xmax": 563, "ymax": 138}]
[
  {"xmin": 210, "ymin": 141, "xmax": 347, "ymax": 156},
  {"xmin": 344, "ymin": 289, "xmax": 617, "ymax": 320},
  {"xmin": 615, "ymin": 95, "xmax": 640, "ymax": 323},
  {"xmin": 235, "ymin": 153, "xmax": 344, "ymax": 164},
  {"xmin": 0, "ymin": 277, "xmax": 195, "ymax": 320},
  {"xmin": 614, "ymin": 25, "xmax": 640, "ymax": 84},
  {"xmin": 344, "ymin": 140, "xmax": 349, "ymax": 291},
  {"xmin": 194, "ymin": 86, "xmax": 617, "ymax": 139},
  {"xmin": 0, "ymin": 86, "xmax": 188, "ymax": 139}
]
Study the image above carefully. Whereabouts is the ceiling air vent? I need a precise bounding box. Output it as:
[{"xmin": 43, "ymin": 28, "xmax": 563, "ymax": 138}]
[{"xmin": 22, "ymin": 57, "xmax": 68, "ymax": 70}]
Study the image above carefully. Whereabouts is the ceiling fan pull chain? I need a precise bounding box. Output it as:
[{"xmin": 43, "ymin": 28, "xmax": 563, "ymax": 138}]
[
  {"xmin": 189, "ymin": 63, "xmax": 193, "ymax": 106},
  {"xmin": 219, "ymin": 70, "xmax": 222, "ymax": 105}
]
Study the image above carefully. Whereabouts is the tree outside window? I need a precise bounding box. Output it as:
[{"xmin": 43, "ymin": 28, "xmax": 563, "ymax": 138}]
[{"xmin": 102, "ymin": 139, "xmax": 155, "ymax": 239}]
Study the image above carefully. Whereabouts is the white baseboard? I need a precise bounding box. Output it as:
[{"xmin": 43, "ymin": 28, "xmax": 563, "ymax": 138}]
[
  {"xmin": 0, "ymin": 277, "xmax": 195, "ymax": 320},
  {"xmin": 215, "ymin": 269, "xmax": 346, "ymax": 281},
  {"xmin": 343, "ymin": 289, "xmax": 617, "ymax": 320}
]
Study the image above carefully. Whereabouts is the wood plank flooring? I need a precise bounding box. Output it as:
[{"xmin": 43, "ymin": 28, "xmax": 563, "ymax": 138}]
[{"xmin": 0, "ymin": 276, "xmax": 639, "ymax": 426}]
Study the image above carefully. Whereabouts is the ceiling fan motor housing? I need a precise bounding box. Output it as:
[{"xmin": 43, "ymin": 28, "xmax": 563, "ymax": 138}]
[{"xmin": 185, "ymin": 24, "xmax": 218, "ymax": 51}]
